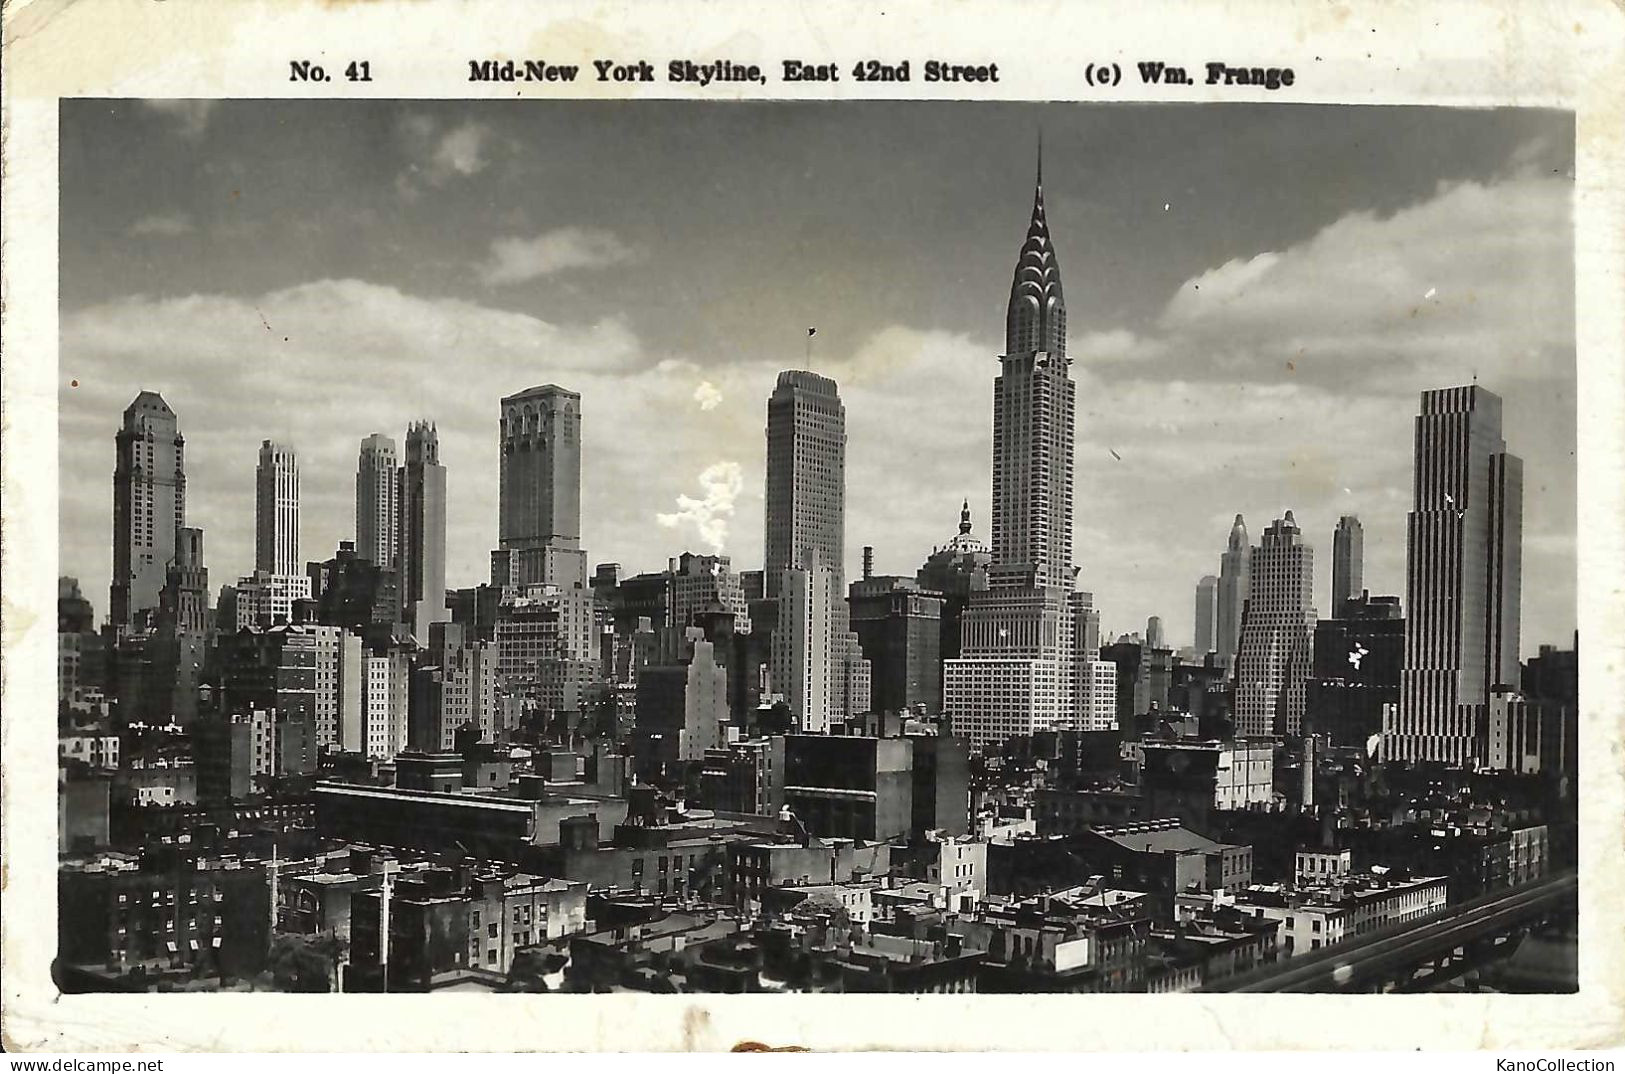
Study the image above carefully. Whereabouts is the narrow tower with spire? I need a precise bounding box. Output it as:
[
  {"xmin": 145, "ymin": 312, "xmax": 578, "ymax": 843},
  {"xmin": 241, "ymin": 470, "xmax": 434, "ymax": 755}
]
[{"xmin": 945, "ymin": 148, "xmax": 1094, "ymax": 746}]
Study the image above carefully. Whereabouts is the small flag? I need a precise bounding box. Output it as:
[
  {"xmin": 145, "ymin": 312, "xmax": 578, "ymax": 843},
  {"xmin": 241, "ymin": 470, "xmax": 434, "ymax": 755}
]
[{"xmin": 808, "ymin": 327, "xmax": 817, "ymax": 337}]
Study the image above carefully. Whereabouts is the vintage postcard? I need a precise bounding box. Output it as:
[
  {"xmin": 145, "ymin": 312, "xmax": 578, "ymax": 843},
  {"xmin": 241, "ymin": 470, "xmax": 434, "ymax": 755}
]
[{"xmin": 2, "ymin": 0, "xmax": 1622, "ymax": 1054}]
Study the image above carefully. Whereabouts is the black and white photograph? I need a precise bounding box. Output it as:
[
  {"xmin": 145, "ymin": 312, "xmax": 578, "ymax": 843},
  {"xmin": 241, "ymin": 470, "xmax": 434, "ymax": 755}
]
[
  {"xmin": 4, "ymin": 0, "xmax": 1623, "ymax": 1056},
  {"xmin": 48, "ymin": 97, "xmax": 1580, "ymax": 996}
]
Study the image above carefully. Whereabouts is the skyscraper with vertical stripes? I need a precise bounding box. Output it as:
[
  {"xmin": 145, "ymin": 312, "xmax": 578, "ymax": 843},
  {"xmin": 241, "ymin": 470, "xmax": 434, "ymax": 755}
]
[
  {"xmin": 1234, "ymin": 511, "xmax": 1316, "ymax": 738},
  {"xmin": 1388, "ymin": 385, "xmax": 1522, "ymax": 765},
  {"xmin": 255, "ymin": 440, "xmax": 300, "ymax": 577},
  {"xmin": 355, "ymin": 433, "xmax": 399, "ymax": 570},
  {"xmin": 945, "ymin": 149, "xmax": 1087, "ymax": 747},
  {"xmin": 111, "ymin": 391, "xmax": 186, "ymax": 632},
  {"xmin": 1332, "ymin": 514, "xmax": 1364, "ymax": 614},
  {"xmin": 762, "ymin": 370, "xmax": 870, "ymax": 729},
  {"xmin": 399, "ymin": 421, "xmax": 448, "ymax": 643}
]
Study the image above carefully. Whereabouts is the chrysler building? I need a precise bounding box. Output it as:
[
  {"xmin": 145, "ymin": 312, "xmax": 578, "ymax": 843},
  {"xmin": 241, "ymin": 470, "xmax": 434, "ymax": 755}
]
[{"xmin": 945, "ymin": 151, "xmax": 1105, "ymax": 746}]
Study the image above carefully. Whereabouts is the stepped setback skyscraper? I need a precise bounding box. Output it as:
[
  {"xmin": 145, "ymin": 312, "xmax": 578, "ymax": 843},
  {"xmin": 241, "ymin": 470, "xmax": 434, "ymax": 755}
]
[
  {"xmin": 235, "ymin": 441, "xmax": 310, "ymax": 628},
  {"xmin": 398, "ymin": 421, "xmax": 448, "ymax": 642},
  {"xmin": 945, "ymin": 155, "xmax": 1087, "ymax": 746},
  {"xmin": 1216, "ymin": 514, "xmax": 1250, "ymax": 668},
  {"xmin": 493, "ymin": 385, "xmax": 587, "ymax": 590},
  {"xmin": 762, "ymin": 371, "xmax": 869, "ymax": 728},
  {"xmin": 1234, "ymin": 511, "xmax": 1316, "ymax": 738},
  {"xmin": 1388, "ymin": 386, "xmax": 1523, "ymax": 765},
  {"xmin": 764, "ymin": 371, "xmax": 847, "ymax": 597},
  {"xmin": 1332, "ymin": 514, "xmax": 1364, "ymax": 614},
  {"xmin": 256, "ymin": 441, "xmax": 301, "ymax": 577},
  {"xmin": 111, "ymin": 391, "xmax": 187, "ymax": 633},
  {"xmin": 355, "ymin": 433, "xmax": 399, "ymax": 569}
]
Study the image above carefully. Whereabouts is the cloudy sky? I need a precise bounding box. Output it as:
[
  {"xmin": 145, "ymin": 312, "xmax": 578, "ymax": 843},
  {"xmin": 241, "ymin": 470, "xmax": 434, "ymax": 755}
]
[{"xmin": 59, "ymin": 100, "xmax": 1575, "ymax": 650}]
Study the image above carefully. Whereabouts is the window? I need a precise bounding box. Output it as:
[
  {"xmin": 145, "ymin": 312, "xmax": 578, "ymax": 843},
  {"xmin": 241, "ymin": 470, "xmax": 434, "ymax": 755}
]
[{"xmin": 488, "ymin": 923, "xmax": 498, "ymax": 938}]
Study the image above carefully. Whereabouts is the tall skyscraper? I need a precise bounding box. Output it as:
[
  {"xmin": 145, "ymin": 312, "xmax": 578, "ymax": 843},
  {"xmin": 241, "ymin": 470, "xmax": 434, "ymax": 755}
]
[
  {"xmin": 1194, "ymin": 574, "xmax": 1219, "ymax": 656},
  {"xmin": 255, "ymin": 441, "xmax": 300, "ymax": 577},
  {"xmin": 1216, "ymin": 514, "xmax": 1251, "ymax": 668},
  {"xmin": 761, "ymin": 371, "xmax": 869, "ymax": 726},
  {"xmin": 1146, "ymin": 616, "xmax": 1165, "ymax": 651},
  {"xmin": 355, "ymin": 433, "xmax": 399, "ymax": 569},
  {"xmin": 764, "ymin": 370, "xmax": 847, "ymax": 597},
  {"xmin": 1389, "ymin": 386, "xmax": 1523, "ymax": 765},
  {"xmin": 945, "ymin": 154, "xmax": 1085, "ymax": 747},
  {"xmin": 237, "ymin": 442, "xmax": 310, "ymax": 629},
  {"xmin": 1234, "ymin": 511, "xmax": 1316, "ymax": 738},
  {"xmin": 398, "ymin": 421, "xmax": 448, "ymax": 642},
  {"xmin": 1332, "ymin": 514, "xmax": 1364, "ymax": 614},
  {"xmin": 492, "ymin": 385, "xmax": 587, "ymax": 589},
  {"xmin": 111, "ymin": 391, "xmax": 186, "ymax": 631}
]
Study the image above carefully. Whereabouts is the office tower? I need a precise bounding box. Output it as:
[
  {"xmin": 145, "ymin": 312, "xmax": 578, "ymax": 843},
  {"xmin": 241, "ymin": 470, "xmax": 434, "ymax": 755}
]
[
  {"xmin": 307, "ymin": 541, "xmax": 401, "ymax": 640},
  {"xmin": 492, "ymin": 385, "xmax": 587, "ymax": 590},
  {"xmin": 762, "ymin": 371, "xmax": 869, "ymax": 725},
  {"xmin": 668, "ymin": 552, "xmax": 753, "ymax": 635},
  {"xmin": 409, "ymin": 623, "xmax": 498, "ymax": 752},
  {"xmin": 1304, "ymin": 594, "xmax": 1403, "ymax": 749},
  {"xmin": 398, "ymin": 421, "xmax": 448, "ymax": 642},
  {"xmin": 1332, "ymin": 515, "xmax": 1364, "ymax": 615},
  {"xmin": 355, "ymin": 433, "xmax": 399, "ymax": 569},
  {"xmin": 1234, "ymin": 511, "xmax": 1316, "ymax": 737},
  {"xmin": 256, "ymin": 441, "xmax": 300, "ymax": 577},
  {"xmin": 362, "ymin": 648, "xmax": 411, "ymax": 759},
  {"xmin": 1070, "ymin": 590, "xmax": 1117, "ymax": 731},
  {"xmin": 764, "ymin": 371, "xmax": 846, "ymax": 597},
  {"xmin": 632, "ymin": 627, "xmax": 729, "ymax": 779},
  {"xmin": 849, "ymin": 575, "xmax": 944, "ymax": 715},
  {"xmin": 157, "ymin": 528, "xmax": 209, "ymax": 635},
  {"xmin": 770, "ymin": 560, "xmax": 834, "ymax": 732},
  {"xmin": 143, "ymin": 527, "xmax": 210, "ymax": 726},
  {"xmin": 1389, "ymin": 386, "xmax": 1523, "ymax": 765},
  {"xmin": 945, "ymin": 154, "xmax": 1082, "ymax": 748},
  {"xmin": 1194, "ymin": 575, "xmax": 1219, "ymax": 656},
  {"xmin": 1216, "ymin": 515, "xmax": 1250, "ymax": 668},
  {"xmin": 1146, "ymin": 616, "xmax": 1165, "ymax": 651},
  {"xmin": 111, "ymin": 391, "xmax": 186, "ymax": 631},
  {"xmin": 236, "ymin": 443, "xmax": 311, "ymax": 629}
]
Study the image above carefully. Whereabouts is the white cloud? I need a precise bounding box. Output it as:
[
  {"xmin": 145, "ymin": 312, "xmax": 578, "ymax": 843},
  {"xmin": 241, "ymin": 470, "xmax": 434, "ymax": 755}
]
[
  {"xmin": 396, "ymin": 116, "xmax": 495, "ymax": 199},
  {"xmin": 1146, "ymin": 174, "xmax": 1572, "ymax": 392},
  {"xmin": 657, "ymin": 461, "xmax": 744, "ymax": 554},
  {"xmin": 128, "ymin": 212, "xmax": 194, "ymax": 238},
  {"xmin": 693, "ymin": 381, "xmax": 723, "ymax": 410},
  {"xmin": 140, "ymin": 101, "xmax": 215, "ymax": 140},
  {"xmin": 433, "ymin": 121, "xmax": 489, "ymax": 178},
  {"xmin": 477, "ymin": 227, "xmax": 639, "ymax": 286}
]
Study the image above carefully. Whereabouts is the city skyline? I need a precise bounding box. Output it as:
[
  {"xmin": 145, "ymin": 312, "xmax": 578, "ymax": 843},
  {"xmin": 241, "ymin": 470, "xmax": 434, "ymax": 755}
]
[{"xmin": 59, "ymin": 101, "xmax": 1576, "ymax": 650}]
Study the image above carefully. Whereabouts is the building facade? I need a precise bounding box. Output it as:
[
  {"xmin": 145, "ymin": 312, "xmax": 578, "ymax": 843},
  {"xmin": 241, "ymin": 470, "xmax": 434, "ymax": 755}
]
[
  {"xmin": 1215, "ymin": 515, "xmax": 1250, "ymax": 669},
  {"xmin": 1193, "ymin": 574, "xmax": 1218, "ymax": 658},
  {"xmin": 1331, "ymin": 515, "xmax": 1364, "ymax": 614},
  {"xmin": 111, "ymin": 391, "xmax": 186, "ymax": 632},
  {"xmin": 398, "ymin": 421, "xmax": 448, "ymax": 643},
  {"xmin": 946, "ymin": 161, "xmax": 1084, "ymax": 748},
  {"xmin": 1389, "ymin": 386, "xmax": 1524, "ymax": 765},
  {"xmin": 1234, "ymin": 512, "xmax": 1316, "ymax": 738},
  {"xmin": 355, "ymin": 433, "xmax": 399, "ymax": 570}
]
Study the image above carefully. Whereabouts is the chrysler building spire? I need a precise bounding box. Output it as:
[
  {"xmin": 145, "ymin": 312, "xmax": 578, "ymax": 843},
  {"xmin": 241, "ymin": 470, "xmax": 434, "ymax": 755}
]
[{"xmin": 1005, "ymin": 147, "xmax": 1067, "ymax": 358}]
